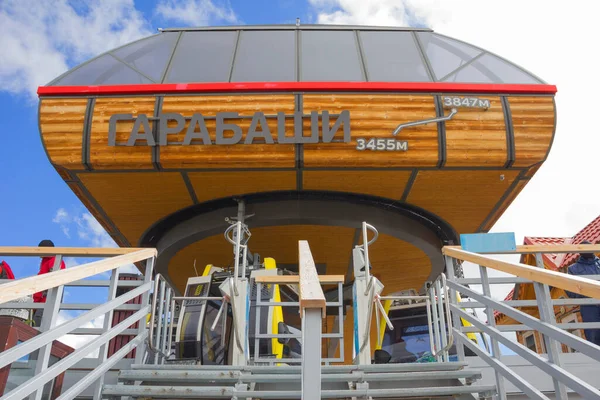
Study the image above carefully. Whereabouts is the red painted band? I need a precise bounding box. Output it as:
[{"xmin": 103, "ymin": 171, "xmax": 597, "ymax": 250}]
[{"xmin": 37, "ymin": 81, "xmax": 557, "ymax": 96}]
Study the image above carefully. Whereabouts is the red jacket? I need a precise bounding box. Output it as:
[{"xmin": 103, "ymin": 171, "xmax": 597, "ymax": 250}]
[
  {"xmin": 33, "ymin": 256, "xmax": 66, "ymax": 303},
  {"xmin": 0, "ymin": 261, "xmax": 15, "ymax": 280}
]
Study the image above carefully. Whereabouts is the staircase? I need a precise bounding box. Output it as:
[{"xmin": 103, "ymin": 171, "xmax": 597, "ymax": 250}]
[{"xmin": 102, "ymin": 362, "xmax": 496, "ymax": 399}]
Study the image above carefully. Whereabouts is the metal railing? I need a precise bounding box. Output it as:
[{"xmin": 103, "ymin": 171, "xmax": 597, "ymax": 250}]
[
  {"xmin": 375, "ymin": 273, "xmax": 454, "ymax": 361},
  {"xmin": 444, "ymin": 244, "xmax": 600, "ymax": 400},
  {"xmin": 0, "ymin": 246, "xmax": 156, "ymax": 400},
  {"xmin": 253, "ymin": 276, "xmax": 344, "ymax": 365},
  {"xmin": 147, "ymin": 273, "xmax": 178, "ymax": 364}
]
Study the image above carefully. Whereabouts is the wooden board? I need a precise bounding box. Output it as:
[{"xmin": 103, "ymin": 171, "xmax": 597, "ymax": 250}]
[
  {"xmin": 302, "ymin": 94, "xmax": 439, "ymax": 167},
  {"xmin": 77, "ymin": 172, "xmax": 193, "ymax": 244},
  {"xmin": 298, "ymin": 240, "xmax": 327, "ymax": 311},
  {"xmin": 443, "ymin": 96, "xmax": 506, "ymax": 167},
  {"xmin": 39, "ymin": 98, "xmax": 88, "ymax": 169},
  {"xmin": 89, "ymin": 97, "xmax": 155, "ymax": 169},
  {"xmin": 303, "ymin": 170, "xmax": 413, "ymax": 200},
  {"xmin": 254, "ymin": 275, "xmax": 344, "ymax": 284},
  {"xmin": 508, "ymin": 96, "xmax": 555, "ymax": 167},
  {"xmin": 160, "ymin": 95, "xmax": 296, "ymax": 168},
  {"xmin": 187, "ymin": 171, "xmax": 297, "ymax": 203},
  {"xmin": 406, "ymin": 170, "xmax": 521, "ymax": 234}
]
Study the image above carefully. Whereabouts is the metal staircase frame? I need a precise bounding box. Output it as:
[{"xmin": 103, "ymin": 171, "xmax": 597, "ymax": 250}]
[{"xmin": 444, "ymin": 243, "xmax": 600, "ymax": 400}]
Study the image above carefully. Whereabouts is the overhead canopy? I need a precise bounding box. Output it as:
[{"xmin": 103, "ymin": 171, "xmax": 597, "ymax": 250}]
[{"xmin": 48, "ymin": 25, "xmax": 544, "ymax": 87}]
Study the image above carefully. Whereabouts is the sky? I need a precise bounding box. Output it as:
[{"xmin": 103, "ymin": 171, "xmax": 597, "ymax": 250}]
[{"xmin": 1, "ymin": 0, "xmax": 599, "ymax": 355}]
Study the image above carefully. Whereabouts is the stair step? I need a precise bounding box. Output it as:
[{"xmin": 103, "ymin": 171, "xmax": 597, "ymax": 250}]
[
  {"xmin": 130, "ymin": 361, "xmax": 469, "ymax": 374},
  {"xmin": 103, "ymin": 384, "xmax": 496, "ymax": 399},
  {"xmin": 119, "ymin": 368, "xmax": 482, "ymax": 383}
]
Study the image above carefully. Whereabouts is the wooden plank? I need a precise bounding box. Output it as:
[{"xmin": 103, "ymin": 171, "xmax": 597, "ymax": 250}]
[
  {"xmin": 39, "ymin": 98, "xmax": 88, "ymax": 169},
  {"xmin": 303, "ymin": 170, "xmax": 413, "ymax": 200},
  {"xmin": 302, "ymin": 94, "xmax": 439, "ymax": 167},
  {"xmin": 160, "ymin": 95, "xmax": 295, "ymax": 168},
  {"xmin": 406, "ymin": 170, "xmax": 521, "ymax": 234},
  {"xmin": 444, "ymin": 96, "xmax": 506, "ymax": 167},
  {"xmin": 442, "ymin": 247, "xmax": 600, "ymax": 299},
  {"xmin": 78, "ymin": 172, "xmax": 193, "ymax": 244},
  {"xmin": 254, "ymin": 275, "xmax": 344, "ymax": 284},
  {"xmin": 0, "ymin": 247, "xmax": 151, "ymax": 257},
  {"xmin": 0, "ymin": 249, "xmax": 156, "ymax": 304},
  {"xmin": 187, "ymin": 171, "xmax": 296, "ymax": 204},
  {"xmin": 445, "ymin": 244, "xmax": 600, "ymax": 255},
  {"xmin": 89, "ymin": 97, "xmax": 155, "ymax": 169},
  {"xmin": 508, "ymin": 96, "xmax": 555, "ymax": 167},
  {"xmin": 298, "ymin": 241, "xmax": 326, "ymax": 313}
]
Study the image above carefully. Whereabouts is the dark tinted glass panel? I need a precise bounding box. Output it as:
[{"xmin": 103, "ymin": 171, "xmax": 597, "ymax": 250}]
[
  {"xmin": 112, "ymin": 32, "xmax": 179, "ymax": 82},
  {"xmin": 53, "ymin": 54, "xmax": 152, "ymax": 86},
  {"xmin": 417, "ymin": 32, "xmax": 481, "ymax": 81},
  {"xmin": 231, "ymin": 31, "xmax": 296, "ymax": 82},
  {"xmin": 300, "ymin": 31, "xmax": 362, "ymax": 81},
  {"xmin": 360, "ymin": 31, "xmax": 430, "ymax": 81},
  {"xmin": 165, "ymin": 31, "xmax": 237, "ymax": 83}
]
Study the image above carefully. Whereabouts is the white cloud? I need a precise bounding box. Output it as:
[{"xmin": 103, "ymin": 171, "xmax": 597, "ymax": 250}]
[
  {"xmin": 309, "ymin": 0, "xmax": 600, "ymax": 299},
  {"xmin": 156, "ymin": 0, "xmax": 238, "ymax": 26},
  {"xmin": 52, "ymin": 209, "xmax": 141, "ymax": 275},
  {"xmin": 56, "ymin": 311, "xmax": 105, "ymax": 358},
  {"xmin": 0, "ymin": 0, "xmax": 151, "ymax": 100}
]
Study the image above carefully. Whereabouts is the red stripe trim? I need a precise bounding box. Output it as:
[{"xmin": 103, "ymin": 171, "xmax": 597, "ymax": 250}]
[{"xmin": 37, "ymin": 82, "xmax": 557, "ymax": 96}]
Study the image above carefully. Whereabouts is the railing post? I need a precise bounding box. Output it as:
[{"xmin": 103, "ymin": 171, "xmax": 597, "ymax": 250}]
[
  {"xmin": 162, "ymin": 287, "xmax": 172, "ymax": 363},
  {"xmin": 135, "ymin": 256, "xmax": 155, "ymax": 365},
  {"xmin": 533, "ymin": 253, "xmax": 568, "ymax": 400},
  {"xmin": 154, "ymin": 278, "xmax": 166, "ymax": 364},
  {"xmin": 479, "ymin": 265, "xmax": 507, "ymax": 400},
  {"xmin": 444, "ymin": 255, "xmax": 465, "ymax": 361},
  {"xmin": 299, "ymin": 241, "xmax": 326, "ymax": 400},
  {"xmin": 31, "ymin": 255, "xmax": 63, "ymax": 400},
  {"xmin": 92, "ymin": 268, "xmax": 119, "ymax": 400},
  {"xmin": 435, "ymin": 279, "xmax": 448, "ymax": 361}
]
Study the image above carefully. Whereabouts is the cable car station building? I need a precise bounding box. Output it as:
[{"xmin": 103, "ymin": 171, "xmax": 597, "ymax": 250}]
[{"xmin": 37, "ymin": 24, "xmax": 556, "ymax": 369}]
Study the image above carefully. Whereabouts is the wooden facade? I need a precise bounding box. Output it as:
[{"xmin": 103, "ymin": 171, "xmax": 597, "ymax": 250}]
[{"xmin": 39, "ymin": 88, "xmax": 556, "ymax": 295}]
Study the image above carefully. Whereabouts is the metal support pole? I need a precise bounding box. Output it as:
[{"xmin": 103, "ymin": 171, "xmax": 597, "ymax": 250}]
[
  {"xmin": 479, "ymin": 265, "xmax": 507, "ymax": 400},
  {"xmin": 134, "ymin": 256, "xmax": 154, "ymax": 365},
  {"xmin": 32, "ymin": 255, "xmax": 64, "ymax": 400},
  {"xmin": 92, "ymin": 268, "xmax": 119, "ymax": 400},
  {"xmin": 155, "ymin": 279, "xmax": 166, "ymax": 364},
  {"xmin": 435, "ymin": 279, "xmax": 448, "ymax": 361},
  {"xmin": 428, "ymin": 283, "xmax": 442, "ymax": 361},
  {"xmin": 302, "ymin": 308, "xmax": 322, "ymax": 400},
  {"xmin": 444, "ymin": 256, "xmax": 464, "ymax": 361},
  {"xmin": 533, "ymin": 253, "xmax": 568, "ymax": 400},
  {"xmin": 162, "ymin": 287, "xmax": 172, "ymax": 363},
  {"xmin": 362, "ymin": 222, "xmax": 370, "ymax": 284}
]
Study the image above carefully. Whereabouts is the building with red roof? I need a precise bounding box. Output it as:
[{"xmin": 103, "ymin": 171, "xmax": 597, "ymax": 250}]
[{"xmin": 495, "ymin": 215, "xmax": 600, "ymax": 353}]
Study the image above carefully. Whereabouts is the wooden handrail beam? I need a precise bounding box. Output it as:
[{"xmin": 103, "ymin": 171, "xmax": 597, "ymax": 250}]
[
  {"xmin": 444, "ymin": 244, "xmax": 600, "ymax": 255},
  {"xmin": 0, "ymin": 247, "xmax": 152, "ymax": 257},
  {"xmin": 254, "ymin": 275, "xmax": 344, "ymax": 284},
  {"xmin": 0, "ymin": 248, "xmax": 157, "ymax": 304},
  {"xmin": 443, "ymin": 247, "xmax": 600, "ymax": 299},
  {"xmin": 298, "ymin": 241, "xmax": 326, "ymax": 314}
]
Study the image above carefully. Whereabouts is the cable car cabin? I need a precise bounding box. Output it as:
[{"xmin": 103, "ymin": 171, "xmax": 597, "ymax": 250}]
[{"xmin": 378, "ymin": 300, "xmax": 481, "ymax": 364}]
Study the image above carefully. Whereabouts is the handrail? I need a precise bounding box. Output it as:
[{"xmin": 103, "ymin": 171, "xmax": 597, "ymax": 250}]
[
  {"xmin": 444, "ymin": 243, "xmax": 600, "ymax": 255},
  {"xmin": 298, "ymin": 240, "xmax": 326, "ymax": 312},
  {"xmin": 0, "ymin": 248, "xmax": 157, "ymax": 304},
  {"xmin": 0, "ymin": 246, "xmax": 152, "ymax": 257},
  {"xmin": 0, "ymin": 246, "xmax": 156, "ymax": 400},
  {"xmin": 443, "ymin": 246, "xmax": 600, "ymax": 299},
  {"xmin": 148, "ymin": 273, "xmax": 175, "ymax": 360}
]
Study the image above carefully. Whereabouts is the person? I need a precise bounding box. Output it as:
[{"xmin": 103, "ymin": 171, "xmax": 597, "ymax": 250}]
[
  {"xmin": 0, "ymin": 260, "xmax": 15, "ymax": 280},
  {"xmin": 0, "ymin": 260, "xmax": 32, "ymax": 322},
  {"xmin": 32, "ymin": 240, "xmax": 66, "ymax": 327},
  {"xmin": 565, "ymin": 240, "xmax": 600, "ymax": 346}
]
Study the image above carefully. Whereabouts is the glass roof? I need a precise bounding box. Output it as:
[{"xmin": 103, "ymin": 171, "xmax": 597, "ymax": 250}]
[{"xmin": 48, "ymin": 25, "xmax": 544, "ymax": 86}]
